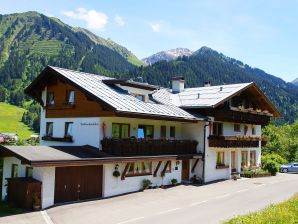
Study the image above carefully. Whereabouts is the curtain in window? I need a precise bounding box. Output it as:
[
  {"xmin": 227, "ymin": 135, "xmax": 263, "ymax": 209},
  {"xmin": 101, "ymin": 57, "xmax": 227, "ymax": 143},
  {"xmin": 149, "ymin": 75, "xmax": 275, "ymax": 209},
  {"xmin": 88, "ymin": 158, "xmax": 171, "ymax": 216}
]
[{"xmin": 112, "ymin": 124, "xmax": 120, "ymax": 138}]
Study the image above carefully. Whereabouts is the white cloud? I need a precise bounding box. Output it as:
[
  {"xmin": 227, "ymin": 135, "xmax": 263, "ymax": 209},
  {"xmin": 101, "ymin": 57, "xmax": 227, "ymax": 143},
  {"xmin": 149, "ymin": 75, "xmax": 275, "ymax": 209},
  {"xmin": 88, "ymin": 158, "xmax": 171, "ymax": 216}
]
[
  {"xmin": 115, "ymin": 15, "xmax": 125, "ymax": 27},
  {"xmin": 62, "ymin": 8, "xmax": 108, "ymax": 30},
  {"xmin": 149, "ymin": 22, "xmax": 161, "ymax": 32}
]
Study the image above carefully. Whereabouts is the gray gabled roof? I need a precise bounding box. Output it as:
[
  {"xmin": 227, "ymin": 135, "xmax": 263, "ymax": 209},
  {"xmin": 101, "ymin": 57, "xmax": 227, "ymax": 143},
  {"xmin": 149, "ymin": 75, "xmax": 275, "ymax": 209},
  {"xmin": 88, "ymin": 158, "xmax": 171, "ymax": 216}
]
[
  {"xmin": 152, "ymin": 83, "xmax": 254, "ymax": 108},
  {"xmin": 27, "ymin": 66, "xmax": 203, "ymax": 121}
]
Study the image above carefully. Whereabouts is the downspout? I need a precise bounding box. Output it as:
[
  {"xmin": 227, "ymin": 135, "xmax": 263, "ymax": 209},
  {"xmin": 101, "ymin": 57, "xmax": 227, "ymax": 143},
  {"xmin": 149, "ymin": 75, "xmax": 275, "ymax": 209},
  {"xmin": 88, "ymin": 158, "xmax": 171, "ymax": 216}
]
[{"xmin": 202, "ymin": 119, "xmax": 211, "ymax": 184}]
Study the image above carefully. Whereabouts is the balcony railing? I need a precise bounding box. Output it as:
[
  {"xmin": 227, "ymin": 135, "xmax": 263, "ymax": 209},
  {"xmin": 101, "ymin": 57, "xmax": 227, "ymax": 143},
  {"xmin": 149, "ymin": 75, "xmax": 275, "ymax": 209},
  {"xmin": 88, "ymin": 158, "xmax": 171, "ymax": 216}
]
[
  {"xmin": 208, "ymin": 135, "xmax": 260, "ymax": 148},
  {"xmin": 101, "ymin": 138, "xmax": 198, "ymax": 156}
]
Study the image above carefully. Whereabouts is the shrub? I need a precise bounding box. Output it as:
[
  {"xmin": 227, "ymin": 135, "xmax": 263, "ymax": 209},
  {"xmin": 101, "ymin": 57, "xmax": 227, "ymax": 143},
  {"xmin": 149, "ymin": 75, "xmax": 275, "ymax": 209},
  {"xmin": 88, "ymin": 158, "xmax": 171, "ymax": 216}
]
[
  {"xmin": 261, "ymin": 154, "xmax": 287, "ymax": 176},
  {"xmin": 171, "ymin": 178, "xmax": 178, "ymax": 185},
  {"xmin": 142, "ymin": 179, "xmax": 152, "ymax": 189}
]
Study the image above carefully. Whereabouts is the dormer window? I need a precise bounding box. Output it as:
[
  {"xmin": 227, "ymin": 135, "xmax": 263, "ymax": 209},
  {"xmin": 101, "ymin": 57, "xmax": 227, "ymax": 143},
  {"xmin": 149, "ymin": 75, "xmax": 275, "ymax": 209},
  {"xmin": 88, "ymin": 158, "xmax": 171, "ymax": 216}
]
[
  {"xmin": 131, "ymin": 93, "xmax": 145, "ymax": 102},
  {"xmin": 47, "ymin": 92, "xmax": 54, "ymax": 106},
  {"xmin": 66, "ymin": 90, "xmax": 75, "ymax": 105}
]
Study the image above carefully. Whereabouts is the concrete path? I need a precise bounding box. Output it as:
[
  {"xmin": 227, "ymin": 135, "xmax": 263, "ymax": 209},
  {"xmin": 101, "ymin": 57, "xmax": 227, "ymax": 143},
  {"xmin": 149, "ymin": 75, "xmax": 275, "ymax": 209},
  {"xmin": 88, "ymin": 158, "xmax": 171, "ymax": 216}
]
[{"xmin": 1, "ymin": 173, "xmax": 297, "ymax": 224}]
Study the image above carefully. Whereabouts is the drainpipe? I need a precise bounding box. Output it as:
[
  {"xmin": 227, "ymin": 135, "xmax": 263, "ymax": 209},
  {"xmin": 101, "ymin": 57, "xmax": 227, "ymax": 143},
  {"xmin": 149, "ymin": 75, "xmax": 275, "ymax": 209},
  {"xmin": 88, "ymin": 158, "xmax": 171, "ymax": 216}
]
[{"xmin": 202, "ymin": 119, "xmax": 211, "ymax": 184}]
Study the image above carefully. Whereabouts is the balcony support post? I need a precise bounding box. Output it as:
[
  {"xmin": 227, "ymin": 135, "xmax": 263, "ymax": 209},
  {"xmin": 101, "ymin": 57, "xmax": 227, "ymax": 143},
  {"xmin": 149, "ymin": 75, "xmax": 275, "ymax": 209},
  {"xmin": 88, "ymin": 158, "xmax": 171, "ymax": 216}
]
[
  {"xmin": 161, "ymin": 161, "xmax": 170, "ymax": 176},
  {"xmin": 154, "ymin": 161, "xmax": 162, "ymax": 177},
  {"xmin": 191, "ymin": 159, "xmax": 199, "ymax": 173},
  {"xmin": 121, "ymin": 163, "xmax": 130, "ymax": 180}
]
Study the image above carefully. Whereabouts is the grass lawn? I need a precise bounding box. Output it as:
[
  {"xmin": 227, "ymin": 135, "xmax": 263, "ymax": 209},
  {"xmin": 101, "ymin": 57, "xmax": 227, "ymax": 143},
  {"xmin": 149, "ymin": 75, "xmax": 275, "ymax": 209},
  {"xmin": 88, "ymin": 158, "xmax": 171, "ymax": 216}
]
[
  {"xmin": 0, "ymin": 201, "xmax": 24, "ymax": 217},
  {"xmin": 225, "ymin": 194, "xmax": 298, "ymax": 224},
  {"xmin": 0, "ymin": 102, "xmax": 35, "ymax": 140}
]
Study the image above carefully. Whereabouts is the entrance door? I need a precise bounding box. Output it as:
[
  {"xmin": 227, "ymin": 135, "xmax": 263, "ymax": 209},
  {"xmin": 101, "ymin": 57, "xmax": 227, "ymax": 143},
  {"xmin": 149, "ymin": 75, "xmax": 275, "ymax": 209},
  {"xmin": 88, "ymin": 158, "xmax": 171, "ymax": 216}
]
[
  {"xmin": 231, "ymin": 151, "xmax": 236, "ymax": 170},
  {"xmin": 54, "ymin": 165, "xmax": 103, "ymax": 204},
  {"xmin": 182, "ymin": 160, "xmax": 189, "ymax": 181}
]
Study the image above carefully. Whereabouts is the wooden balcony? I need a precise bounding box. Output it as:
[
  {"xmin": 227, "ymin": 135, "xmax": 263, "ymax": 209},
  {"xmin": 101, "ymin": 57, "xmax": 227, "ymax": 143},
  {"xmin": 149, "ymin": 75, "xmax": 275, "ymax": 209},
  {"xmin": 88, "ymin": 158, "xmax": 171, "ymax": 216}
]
[
  {"xmin": 101, "ymin": 138, "xmax": 198, "ymax": 156},
  {"xmin": 208, "ymin": 135, "xmax": 260, "ymax": 148}
]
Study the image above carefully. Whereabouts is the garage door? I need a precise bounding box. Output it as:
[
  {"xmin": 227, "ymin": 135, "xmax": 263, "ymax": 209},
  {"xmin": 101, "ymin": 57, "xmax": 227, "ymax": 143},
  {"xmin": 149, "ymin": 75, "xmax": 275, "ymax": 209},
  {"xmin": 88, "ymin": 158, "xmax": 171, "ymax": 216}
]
[{"xmin": 54, "ymin": 165, "xmax": 103, "ymax": 204}]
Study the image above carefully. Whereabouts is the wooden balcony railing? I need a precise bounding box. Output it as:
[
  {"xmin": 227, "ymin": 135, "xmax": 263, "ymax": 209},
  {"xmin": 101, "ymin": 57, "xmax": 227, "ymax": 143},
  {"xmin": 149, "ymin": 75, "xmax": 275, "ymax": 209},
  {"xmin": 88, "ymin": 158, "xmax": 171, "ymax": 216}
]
[
  {"xmin": 208, "ymin": 135, "xmax": 260, "ymax": 148},
  {"xmin": 101, "ymin": 138, "xmax": 198, "ymax": 156}
]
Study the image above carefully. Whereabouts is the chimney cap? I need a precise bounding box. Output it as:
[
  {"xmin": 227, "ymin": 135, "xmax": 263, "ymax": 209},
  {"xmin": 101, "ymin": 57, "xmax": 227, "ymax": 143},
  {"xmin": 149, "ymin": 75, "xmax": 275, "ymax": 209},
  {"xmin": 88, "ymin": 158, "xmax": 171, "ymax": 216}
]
[
  {"xmin": 204, "ymin": 81, "xmax": 211, "ymax": 87},
  {"xmin": 172, "ymin": 76, "xmax": 184, "ymax": 81}
]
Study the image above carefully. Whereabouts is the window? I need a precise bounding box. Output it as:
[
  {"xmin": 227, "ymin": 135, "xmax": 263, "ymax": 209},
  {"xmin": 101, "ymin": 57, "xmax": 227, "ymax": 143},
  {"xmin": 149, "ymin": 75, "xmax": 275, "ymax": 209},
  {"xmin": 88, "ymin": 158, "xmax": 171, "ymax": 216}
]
[
  {"xmin": 241, "ymin": 151, "xmax": 248, "ymax": 167},
  {"xmin": 170, "ymin": 126, "xmax": 176, "ymax": 138},
  {"xmin": 234, "ymin": 124, "xmax": 241, "ymax": 132},
  {"xmin": 11, "ymin": 164, "xmax": 18, "ymax": 178},
  {"xmin": 164, "ymin": 161, "xmax": 171, "ymax": 173},
  {"xmin": 66, "ymin": 90, "xmax": 75, "ymax": 105},
  {"xmin": 212, "ymin": 123, "xmax": 223, "ymax": 136},
  {"xmin": 216, "ymin": 152, "xmax": 225, "ymax": 166},
  {"xmin": 244, "ymin": 125, "xmax": 248, "ymax": 135},
  {"xmin": 131, "ymin": 93, "xmax": 145, "ymax": 102},
  {"xmin": 26, "ymin": 167, "xmax": 33, "ymax": 178},
  {"xmin": 160, "ymin": 125, "xmax": 166, "ymax": 139},
  {"xmin": 250, "ymin": 151, "xmax": 256, "ymax": 166},
  {"xmin": 252, "ymin": 126, "xmax": 256, "ymax": 135},
  {"xmin": 65, "ymin": 122, "xmax": 73, "ymax": 137},
  {"xmin": 126, "ymin": 161, "xmax": 152, "ymax": 177},
  {"xmin": 46, "ymin": 122, "xmax": 53, "ymax": 137},
  {"xmin": 112, "ymin": 123, "xmax": 130, "ymax": 139},
  {"xmin": 46, "ymin": 92, "xmax": 54, "ymax": 106},
  {"xmin": 138, "ymin": 125, "xmax": 154, "ymax": 139}
]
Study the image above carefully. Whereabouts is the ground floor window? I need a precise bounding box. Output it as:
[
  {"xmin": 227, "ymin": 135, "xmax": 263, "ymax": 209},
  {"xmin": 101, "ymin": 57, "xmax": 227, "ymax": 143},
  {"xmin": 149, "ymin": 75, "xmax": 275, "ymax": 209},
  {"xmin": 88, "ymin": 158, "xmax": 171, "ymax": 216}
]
[
  {"xmin": 11, "ymin": 164, "xmax": 18, "ymax": 178},
  {"xmin": 216, "ymin": 151, "xmax": 225, "ymax": 166},
  {"xmin": 241, "ymin": 151, "xmax": 248, "ymax": 167},
  {"xmin": 250, "ymin": 151, "xmax": 256, "ymax": 166},
  {"xmin": 26, "ymin": 167, "xmax": 33, "ymax": 177},
  {"xmin": 126, "ymin": 161, "xmax": 152, "ymax": 177}
]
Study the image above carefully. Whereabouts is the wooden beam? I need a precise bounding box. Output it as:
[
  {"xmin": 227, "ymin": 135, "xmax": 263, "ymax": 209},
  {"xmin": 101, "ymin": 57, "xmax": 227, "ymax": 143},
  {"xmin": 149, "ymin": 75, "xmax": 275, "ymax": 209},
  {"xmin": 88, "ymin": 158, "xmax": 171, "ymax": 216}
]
[
  {"xmin": 154, "ymin": 161, "xmax": 162, "ymax": 177},
  {"xmin": 121, "ymin": 163, "xmax": 130, "ymax": 180},
  {"xmin": 161, "ymin": 161, "xmax": 170, "ymax": 176},
  {"xmin": 191, "ymin": 159, "xmax": 199, "ymax": 173}
]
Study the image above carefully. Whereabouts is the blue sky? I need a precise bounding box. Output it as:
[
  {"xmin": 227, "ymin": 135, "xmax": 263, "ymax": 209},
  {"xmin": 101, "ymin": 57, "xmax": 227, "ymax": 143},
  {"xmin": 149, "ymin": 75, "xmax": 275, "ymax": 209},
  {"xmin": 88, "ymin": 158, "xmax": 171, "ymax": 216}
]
[{"xmin": 1, "ymin": 0, "xmax": 297, "ymax": 82}]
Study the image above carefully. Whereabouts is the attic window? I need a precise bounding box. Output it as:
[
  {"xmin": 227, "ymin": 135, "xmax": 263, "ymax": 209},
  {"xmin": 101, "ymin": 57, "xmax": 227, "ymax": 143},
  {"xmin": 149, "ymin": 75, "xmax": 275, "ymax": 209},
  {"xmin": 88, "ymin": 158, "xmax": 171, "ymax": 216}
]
[{"xmin": 131, "ymin": 93, "xmax": 145, "ymax": 102}]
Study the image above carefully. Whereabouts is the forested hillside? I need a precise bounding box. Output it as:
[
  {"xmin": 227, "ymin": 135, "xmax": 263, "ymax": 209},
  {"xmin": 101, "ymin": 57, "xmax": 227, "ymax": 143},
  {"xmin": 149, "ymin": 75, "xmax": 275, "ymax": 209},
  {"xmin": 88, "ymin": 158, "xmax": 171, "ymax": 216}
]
[
  {"xmin": 0, "ymin": 11, "xmax": 140, "ymax": 106},
  {"xmin": 127, "ymin": 47, "xmax": 298, "ymax": 123}
]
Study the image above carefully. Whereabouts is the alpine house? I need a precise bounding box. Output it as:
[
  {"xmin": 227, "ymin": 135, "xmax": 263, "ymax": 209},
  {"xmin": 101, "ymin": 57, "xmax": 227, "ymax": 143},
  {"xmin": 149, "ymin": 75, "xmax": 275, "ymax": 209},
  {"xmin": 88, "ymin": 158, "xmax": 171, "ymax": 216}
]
[{"xmin": 0, "ymin": 66, "xmax": 280, "ymax": 209}]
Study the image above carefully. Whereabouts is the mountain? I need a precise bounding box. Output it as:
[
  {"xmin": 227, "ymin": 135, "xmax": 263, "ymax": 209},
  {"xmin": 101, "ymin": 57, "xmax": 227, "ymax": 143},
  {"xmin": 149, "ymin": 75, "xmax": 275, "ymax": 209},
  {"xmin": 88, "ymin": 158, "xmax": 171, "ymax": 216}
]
[
  {"xmin": 128, "ymin": 47, "xmax": 298, "ymax": 123},
  {"xmin": 0, "ymin": 11, "xmax": 142, "ymax": 106},
  {"xmin": 292, "ymin": 78, "xmax": 298, "ymax": 86},
  {"xmin": 142, "ymin": 48, "xmax": 193, "ymax": 65}
]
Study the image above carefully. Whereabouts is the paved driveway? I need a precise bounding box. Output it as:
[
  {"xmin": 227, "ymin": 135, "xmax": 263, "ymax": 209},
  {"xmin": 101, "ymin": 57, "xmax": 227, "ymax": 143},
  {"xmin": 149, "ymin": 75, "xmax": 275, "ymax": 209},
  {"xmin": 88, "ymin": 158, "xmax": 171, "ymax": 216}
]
[{"xmin": 1, "ymin": 173, "xmax": 298, "ymax": 224}]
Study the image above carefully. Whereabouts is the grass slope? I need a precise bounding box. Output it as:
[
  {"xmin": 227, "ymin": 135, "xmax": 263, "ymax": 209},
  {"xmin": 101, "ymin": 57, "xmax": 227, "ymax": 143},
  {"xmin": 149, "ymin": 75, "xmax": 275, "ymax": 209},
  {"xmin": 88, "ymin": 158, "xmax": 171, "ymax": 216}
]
[
  {"xmin": 225, "ymin": 194, "xmax": 298, "ymax": 224},
  {"xmin": 0, "ymin": 102, "xmax": 35, "ymax": 140}
]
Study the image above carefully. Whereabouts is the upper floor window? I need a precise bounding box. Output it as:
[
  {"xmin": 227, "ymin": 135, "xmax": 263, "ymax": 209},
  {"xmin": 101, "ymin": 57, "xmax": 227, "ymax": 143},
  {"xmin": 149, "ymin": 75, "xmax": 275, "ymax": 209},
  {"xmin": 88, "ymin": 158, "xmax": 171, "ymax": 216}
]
[
  {"xmin": 65, "ymin": 122, "xmax": 73, "ymax": 137},
  {"xmin": 66, "ymin": 90, "xmax": 75, "ymax": 105},
  {"xmin": 112, "ymin": 123, "xmax": 130, "ymax": 139},
  {"xmin": 47, "ymin": 92, "xmax": 55, "ymax": 106},
  {"xmin": 160, "ymin": 125, "xmax": 166, "ymax": 139},
  {"xmin": 244, "ymin": 125, "xmax": 248, "ymax": 135},
  {"xmin": 212, "ymin": 123, "xmax": 223, "ymax": 136},
  {"xmin": 46, "ymin": 122, "xmax": 53, "ymax": 137},
  {"xmin": 252, "ymin": 126, "xmax": 256, "ymax": 135},
  {"xmin": 234, "ymin": 124, "xmax": 241, "ymax": 132},
  {"xmin": 170, "ymin": 126, "xmax": 176, "ymax": 138},
  {"xmin": 11, "ymin": 164, "xmax": 18, "ymax": 178},
  {"xmin": 138, "ymin": 125, "xmax": 154, "ymax": 139}
]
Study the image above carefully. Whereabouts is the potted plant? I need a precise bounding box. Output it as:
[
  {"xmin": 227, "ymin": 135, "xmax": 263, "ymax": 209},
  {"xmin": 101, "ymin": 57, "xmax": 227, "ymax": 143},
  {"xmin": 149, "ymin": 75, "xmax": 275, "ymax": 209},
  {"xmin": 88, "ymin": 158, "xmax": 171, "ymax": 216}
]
[
  {"xmin": 142, "ymin": 179, "xmax": 152, "ymax": 190},
  {"xmin": 32, "ymin": 193, "xmax": 41, "ymax": 211},
  {"xmin": 171, "ymin": 178, "xmax": 178, "ymax": 186},
  {"xmin": 113, "ymin": 170, "xmax": 120, "ymax": 178}
]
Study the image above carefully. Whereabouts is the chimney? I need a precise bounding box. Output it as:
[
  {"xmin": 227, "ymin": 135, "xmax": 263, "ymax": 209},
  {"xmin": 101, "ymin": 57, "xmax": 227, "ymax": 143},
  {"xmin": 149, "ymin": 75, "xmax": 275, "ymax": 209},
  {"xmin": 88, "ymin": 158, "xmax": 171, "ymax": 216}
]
[
  {"xmin": 204, "ymin": 81, "xmax": 211, "ymax": 87},
  {"xmin": 172, "ymin": 76, "xmax": 185, "ymax": 93}
]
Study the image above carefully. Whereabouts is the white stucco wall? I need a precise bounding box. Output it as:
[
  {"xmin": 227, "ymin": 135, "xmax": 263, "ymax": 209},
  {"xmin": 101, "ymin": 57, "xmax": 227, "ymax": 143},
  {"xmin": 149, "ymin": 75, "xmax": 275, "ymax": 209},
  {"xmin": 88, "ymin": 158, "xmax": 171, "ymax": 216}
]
[
  {"xmin": 103, "ymin": 160, "xmax": 182, "ymax": 197},
  {"xmin": 33, "ymin": 167, "xmax": 55, "ymax": 209},
  {"xmin": 40, "ymin": 117, "xmax": 101, "ymax": 148},
  {"xmin": 223, "ymin": 123, "xmax": 261, "ymax": 136},
  {"xmin": 181, "ymin": 122, "xmax": 205, "ymax": 153}
]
